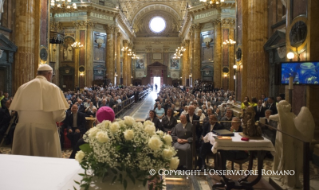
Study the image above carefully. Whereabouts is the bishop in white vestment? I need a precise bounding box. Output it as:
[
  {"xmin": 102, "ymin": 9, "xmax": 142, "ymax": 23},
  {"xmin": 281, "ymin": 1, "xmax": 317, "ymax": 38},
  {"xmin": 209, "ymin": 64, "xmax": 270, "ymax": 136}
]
[{"xmin": 10, "ymin": 64, "xmax": 69, "ymax": 157}]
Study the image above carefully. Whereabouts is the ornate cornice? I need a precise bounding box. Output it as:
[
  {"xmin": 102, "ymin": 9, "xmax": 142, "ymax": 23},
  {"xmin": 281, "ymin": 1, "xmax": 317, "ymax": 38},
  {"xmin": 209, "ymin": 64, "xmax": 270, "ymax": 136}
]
[
  {"xmin": 188, "ymin": 2, "xmax": 235, "ymax": 14},
  {"xmin": 105, "ymin": 25, "xmax": 115, "ymax": 34},
  {"xmin": 116, "ymin": 12, "xmax": 135, "ymax": 40},
  {"xmin": 221, "ymin": 18, "xmax": 235, "ymax": 27},
  {"xmin": 73, "ymin": 20, "xmax": 87, "ymax": 29},
  {"xmin": 50, "ymin": 21, "xmax": 63, "ymax": 31},
  {"xmin": 87, "ymin": 21, "xmax": 95, "ymax": 29}
]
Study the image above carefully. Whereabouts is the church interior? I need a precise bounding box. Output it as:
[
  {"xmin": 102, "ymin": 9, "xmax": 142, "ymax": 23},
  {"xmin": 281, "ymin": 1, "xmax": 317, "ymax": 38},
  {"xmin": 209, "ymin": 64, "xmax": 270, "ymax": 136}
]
[{"xmin": 0, "ymin": 0, "xmax": 319, "ymax": 189}]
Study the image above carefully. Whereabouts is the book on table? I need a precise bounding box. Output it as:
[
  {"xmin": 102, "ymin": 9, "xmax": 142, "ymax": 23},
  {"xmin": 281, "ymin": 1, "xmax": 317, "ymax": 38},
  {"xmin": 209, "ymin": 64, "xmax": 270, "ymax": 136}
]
[
  {"xmin": 212, "ymin": 129, "xmax": 234, "ymax": 136},
  {"xmin": 214, "ymin": 136, "xmax": 232, "ymax": 140}
]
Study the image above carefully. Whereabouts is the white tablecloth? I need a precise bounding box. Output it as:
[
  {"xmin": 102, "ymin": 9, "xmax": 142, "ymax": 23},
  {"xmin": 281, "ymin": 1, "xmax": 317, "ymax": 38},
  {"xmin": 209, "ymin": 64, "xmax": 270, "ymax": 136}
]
[
  {"xmin": 203, "ymin": 132, "xmax": 275, "ymax": 154},
  {"xmin": 0, "ymin": 154, "xmax": 84, "ymax": 190}
]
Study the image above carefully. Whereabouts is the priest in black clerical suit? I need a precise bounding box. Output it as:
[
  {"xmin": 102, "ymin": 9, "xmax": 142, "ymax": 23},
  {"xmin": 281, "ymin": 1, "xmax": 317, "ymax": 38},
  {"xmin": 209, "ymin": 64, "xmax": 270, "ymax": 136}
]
[
  {"xmin": 199, "ymin": 114, "xmax": 224, "ymax": 170},
  {"xmin": 161, "ymin": 108, "xmax": 177, "ymax": 134},
  {"xmin": 65, "ymin": 104, "xmax": 86, "ymax": 149},
  {"xmin": 254, "ymin": 100, "xmax": 266, "ymax": 121}
]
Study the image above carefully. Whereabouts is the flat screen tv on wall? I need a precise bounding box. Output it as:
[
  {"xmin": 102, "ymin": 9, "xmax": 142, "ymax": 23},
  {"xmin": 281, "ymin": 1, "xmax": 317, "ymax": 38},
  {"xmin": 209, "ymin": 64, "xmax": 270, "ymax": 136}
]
[{"xmin": 280, "ymin": 61, "xmax": 319, "ymax": 85}]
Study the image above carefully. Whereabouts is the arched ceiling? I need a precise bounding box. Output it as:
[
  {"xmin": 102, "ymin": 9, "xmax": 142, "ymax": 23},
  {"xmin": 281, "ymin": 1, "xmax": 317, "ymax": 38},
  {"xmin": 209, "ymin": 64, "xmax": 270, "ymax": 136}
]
[{"xmin": 118, "ymin": 0, "xmax": 189, "ymax": 25}]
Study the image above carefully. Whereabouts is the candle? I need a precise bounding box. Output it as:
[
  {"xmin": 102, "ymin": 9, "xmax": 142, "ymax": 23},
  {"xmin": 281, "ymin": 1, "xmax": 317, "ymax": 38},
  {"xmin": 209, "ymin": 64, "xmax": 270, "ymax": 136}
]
[{"xmin": 289, "ymin": 76, "xmax": 293, "ymax": 90}]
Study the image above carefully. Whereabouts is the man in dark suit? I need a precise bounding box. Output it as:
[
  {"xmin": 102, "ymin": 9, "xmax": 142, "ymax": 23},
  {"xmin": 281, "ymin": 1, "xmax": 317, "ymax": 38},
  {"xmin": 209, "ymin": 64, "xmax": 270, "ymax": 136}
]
[
  {"xmin": 161, "ymin": 108, "xmax": 177, "ymax": 134},
  {"xmin": 186, "ymin": 105, "xmax": 200, "ymax": 139},
  {"xmin": 199, "ymin": 114, "xmax": 224, "ymax": 170},
  {"xmin": 65, "ymin": 104, "xmax": 86, "ymax": 149},
  {"xmin": 254, "ymin": 99, "xmax": 266, "ymax": 121},
  {"xmin": 267, "ymin": 97, "xmax": 277, "ymax": 115},
  {"xmin": 145, "ymin": 110, "xmax": 163, "ymax": 131},
  {"xmin": 77, "ymin": 99, "xmax": 86, "ymax": 114}
]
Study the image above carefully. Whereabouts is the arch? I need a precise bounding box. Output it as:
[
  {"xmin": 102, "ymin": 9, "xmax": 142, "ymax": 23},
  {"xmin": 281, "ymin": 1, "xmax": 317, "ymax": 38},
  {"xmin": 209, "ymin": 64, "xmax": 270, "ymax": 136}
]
[{"xmin": 131, "ymin": 4, "xmax": 181, "ymax": 26}]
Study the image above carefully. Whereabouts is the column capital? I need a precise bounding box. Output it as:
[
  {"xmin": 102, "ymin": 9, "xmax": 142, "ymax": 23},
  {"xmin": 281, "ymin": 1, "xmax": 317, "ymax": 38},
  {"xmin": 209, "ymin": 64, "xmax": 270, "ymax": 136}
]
[
  {"xmin": 221, "ymin": 18, "xmax": 235, "ymax": 27},
  {"xmin": 191, "ymin": 24, "xmax": 202, "ymax": 32},
  {"xmin": 50, "ymin": 21, "xmax": 63, "ymax": 32},
  {"xmin": 87, "ymin": 21, "xmax": 95, "ymax": 29},
  {"xmin": 212, "ymin": 19, "xmax": 221, "ymax": 27},
  {"xmin": 105, "ymin": 25, "xmax": 115, "ymax": 34},
  {"xmin": 73, "ymin": 21, "xmax": 87, "ymax": 29}
]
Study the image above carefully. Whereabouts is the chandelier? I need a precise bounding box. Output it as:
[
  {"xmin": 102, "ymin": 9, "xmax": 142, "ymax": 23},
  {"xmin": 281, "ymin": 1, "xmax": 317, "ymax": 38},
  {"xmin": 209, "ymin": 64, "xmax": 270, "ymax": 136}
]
[
  {"xmin": 200, "ymin": 0, "xmax": 224, "ymax": 5},
  {"xmin": 132, "ymin": 53, "xmax": 139, "ymax": 60},
  {"xmin": 71, "ymin": 41, "xmax": 83, "ymax": 49},
  {"xmin": 173, "ymin": 46, "xmax": 186, "ymax": 59},
  {"xmin": 51, "ymin": 0, "xmax": 77, "ymax": 12},
  {"xmin": 223, "ymin": 39, "xmax": 236, "ymax": 45}
]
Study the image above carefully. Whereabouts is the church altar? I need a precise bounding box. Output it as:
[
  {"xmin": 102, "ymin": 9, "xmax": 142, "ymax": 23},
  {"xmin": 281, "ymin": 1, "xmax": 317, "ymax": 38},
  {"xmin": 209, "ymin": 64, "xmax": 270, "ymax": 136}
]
[{"xmin": 0, "ymin": 154, "xmax": 84, "ymax": 190}]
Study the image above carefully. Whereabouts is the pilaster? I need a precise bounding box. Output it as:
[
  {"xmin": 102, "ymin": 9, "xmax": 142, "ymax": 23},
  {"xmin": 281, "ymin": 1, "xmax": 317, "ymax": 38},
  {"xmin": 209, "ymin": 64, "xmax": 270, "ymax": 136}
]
[
  {"xmin": 213, "ymin": 20, "xmax": 222, "ymax": 88},
  {"xmin": 105, "ymin": 25, "xmax": 115, "ymax": 85},
  {"xmin": 192, "ymin": 24, "xmax": 202, "ymax": 81}
]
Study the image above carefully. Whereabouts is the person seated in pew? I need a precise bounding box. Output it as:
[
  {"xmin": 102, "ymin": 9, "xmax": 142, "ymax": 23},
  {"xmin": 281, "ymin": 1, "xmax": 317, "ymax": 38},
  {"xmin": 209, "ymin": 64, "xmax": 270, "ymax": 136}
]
[
  {"xmin": 64, "ymin": 104, "xmax": 86, "ymax": 149},
  {"xmin": 220, "ymin": 109, "xmax": 233, "ymax": 130},
  {"xmin": 199, "ymin": 114, "xmax": 224, "ymax": 170},
  {"xmin": 197, "ymin": 109, "xmax": 206, "ymax": 123},
  {"xmin": 154, "ymin": 103, "xmax": 165, "ymax": 119},
  {"xmin": 161, "ymin": 108, "xmax": 177, "ymax": 135},
  {"xmin": 220, "ymin": 117, "xmax": 249, "ymax": 168},
  {"xmin": 171, "ymin": 114, "xmax": 193, "ymax": 170},
  {"xmin": 145, "ymin": 110, "xmax": 163, "ymax": 131}
]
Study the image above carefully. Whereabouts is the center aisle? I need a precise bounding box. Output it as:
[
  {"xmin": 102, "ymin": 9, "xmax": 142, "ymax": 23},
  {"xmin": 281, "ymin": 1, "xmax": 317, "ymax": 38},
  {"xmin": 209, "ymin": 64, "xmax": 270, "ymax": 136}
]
[{"xmin": 129, "ymin": 90, "xmax": 157, "ymax": 121}]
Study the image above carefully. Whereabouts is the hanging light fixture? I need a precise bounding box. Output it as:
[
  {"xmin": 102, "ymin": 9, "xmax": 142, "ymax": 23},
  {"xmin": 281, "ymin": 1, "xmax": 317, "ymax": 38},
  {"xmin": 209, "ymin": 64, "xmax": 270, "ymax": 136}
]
[
  {"xmin": 200, "ymin": 0, "xmax": 224, "ymax": 6},
  {"xmin": 51, "ymin": 0, "xmax": 77, "ymax": 12},
  {"xmin": 173, "ymin": 46, "xmax": 186, "ymax": 59},
  {"xmin": 223, "ymin": 39, "xmax": 236, "ymax": 45},
  {"xmin": 71, "ymin": 41, "xmax": 83, "ymax": 49}
]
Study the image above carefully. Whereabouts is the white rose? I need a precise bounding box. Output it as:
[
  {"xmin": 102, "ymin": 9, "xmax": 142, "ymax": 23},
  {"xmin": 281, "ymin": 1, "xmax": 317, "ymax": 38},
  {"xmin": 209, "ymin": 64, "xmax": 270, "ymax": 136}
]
[
  {"xmin": 144, "ymin": 120, "xmax": 153, "ymax": 126},
  {"xmin": 124, "ymin": 129, "xmax": 134, "ymax": 141},
  {"xmin": 137, "ymin": 122, "xmax": 143, "ymax": 128},
  {"xmin": 163, "ymin": 134, "xmax": 173, "ymax": 145},
  {"xmin": 144, "ymin": 125, "xmax": 156, "ymax": 136},
  {"xmin": 75, "ymin": 150, "xmax": 85, "ymax": 163},
  {"xmin": 102, "ymin": 120, "xmax": 111, "ymax": 129},
  {"xmin": 88, "ymin": 127, "xmax": 99, "ymax": 138},
  {"xmin": 170, "ymin": 157, "xmax": 180, "ymax": 170},
  {"xmin": 148, "ymin": 135, "xmax": 163, "ymax": 151},
  {"xmin": 110, "ymin": 122, "xmax": 120, "ymax": 133},
  {"xmin": 124, "ymin": 116, "xmax": 135, "ymax": 126},
  {"xmin": 162, "ymin": 147, "xmax": 175, "ymax": 160},
  {"xmin": 96, "ymin": 131, "xmax": 109, "ymax": 143},
  {"xmin": 156, "ymin": 130, "xmax": 164, "ymax": 137}
]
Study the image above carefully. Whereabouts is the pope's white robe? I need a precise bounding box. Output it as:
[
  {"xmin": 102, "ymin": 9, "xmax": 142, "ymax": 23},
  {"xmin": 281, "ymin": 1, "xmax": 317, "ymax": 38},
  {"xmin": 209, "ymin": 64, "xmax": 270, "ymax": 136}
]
[{"xmin": 10, "ymin": 76, "xmax": 68, "ymax": 157}]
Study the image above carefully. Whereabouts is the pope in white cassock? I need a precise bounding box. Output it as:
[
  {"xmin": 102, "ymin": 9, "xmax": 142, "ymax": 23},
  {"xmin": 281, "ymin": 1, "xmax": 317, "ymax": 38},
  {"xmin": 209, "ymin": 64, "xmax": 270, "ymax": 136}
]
[{"xmin": 10, "ymin": 64, "xmax": 69, "ymax": 157}]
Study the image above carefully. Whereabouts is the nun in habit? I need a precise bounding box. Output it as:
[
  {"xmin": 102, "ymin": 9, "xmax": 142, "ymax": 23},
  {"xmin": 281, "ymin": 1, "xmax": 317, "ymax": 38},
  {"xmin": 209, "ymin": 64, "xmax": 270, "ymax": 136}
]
[
  {"xmin": 171, "ymin": 114, "xmax": 193, "ymax": 170},
  {"xmin": 10, "ymin": 64, "xmax": 69, "ymax": 157}
]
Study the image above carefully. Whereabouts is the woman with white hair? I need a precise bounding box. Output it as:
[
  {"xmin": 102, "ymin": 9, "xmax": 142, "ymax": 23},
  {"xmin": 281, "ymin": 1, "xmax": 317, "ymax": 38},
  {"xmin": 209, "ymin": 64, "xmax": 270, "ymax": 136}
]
[{"xmin": 197, "ymin": 109, "xmax": 206, "ymax": 122}]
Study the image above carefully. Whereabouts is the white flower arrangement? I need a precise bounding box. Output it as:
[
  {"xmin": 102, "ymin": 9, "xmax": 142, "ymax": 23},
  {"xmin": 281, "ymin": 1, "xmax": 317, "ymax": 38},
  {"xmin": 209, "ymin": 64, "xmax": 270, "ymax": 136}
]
[{"xmin": 75, "ymin": 116, "xmax": 179, "ymax": 190}]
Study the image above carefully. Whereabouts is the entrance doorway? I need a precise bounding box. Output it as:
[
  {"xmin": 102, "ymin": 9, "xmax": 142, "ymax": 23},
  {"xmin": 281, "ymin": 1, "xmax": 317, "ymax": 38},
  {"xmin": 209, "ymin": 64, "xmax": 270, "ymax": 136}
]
[{"xmin": 153, "ymin": 77, "xmax": 161, "ymax": 92}]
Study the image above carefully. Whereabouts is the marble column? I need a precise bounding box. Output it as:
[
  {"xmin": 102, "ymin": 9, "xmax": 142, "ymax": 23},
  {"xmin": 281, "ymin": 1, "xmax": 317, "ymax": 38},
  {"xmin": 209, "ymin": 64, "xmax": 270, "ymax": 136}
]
[
  {"xmin": 245, "ymin": 0, "xmax": 268, "ymax": 99},
  {"xmin": 127, "ymin": 50, "xmax": 132, "ymax": 85},
  {"xmin": 14, "ymin": 0, "xmax": 36, "ymax": 91},
  {"xmin": 213, "ymin": 20, "xmax": 222, "ymax": 88},
  {"xmin": 116, "ymin": 32, "xmax": 122, "ymax": 85},
  {"xmin": 229, "ymin": 24, "xmax": 235, "ymax": 91},
  {"xmin": 86, "ymin": 22, "xmax": 94, "ymax": 86},
  {"xmin": 106, "ymin": 25, "xmax": 115, "ymax": 85},
  {"xmin": 189, "ymin": 29, "xmax": 194, "ymax": 85},
  {"xmin": 192, "ymin": 24, "xmax": 201, "ymax": 81},
  {"xmin": 122, "ymin": 40, "xmax": 128, "ymax": 86},
  {"xmin": 182, "ymin": 40, "xmax": 190, "ymax": 86}
]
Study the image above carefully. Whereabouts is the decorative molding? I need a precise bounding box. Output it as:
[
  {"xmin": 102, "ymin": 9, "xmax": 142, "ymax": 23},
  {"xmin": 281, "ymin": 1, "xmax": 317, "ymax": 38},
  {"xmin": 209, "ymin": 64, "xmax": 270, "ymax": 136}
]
[
  {"xmin": 50, "ymin": 21, "xmax": 63, "ymax": 31},
  {"xmin": 73, "ymin": 21, "xmax": 87, "ymax": 29},
  {"xmin": 221, "ymin": 18, "xmax": 235, "ymax": 27}
]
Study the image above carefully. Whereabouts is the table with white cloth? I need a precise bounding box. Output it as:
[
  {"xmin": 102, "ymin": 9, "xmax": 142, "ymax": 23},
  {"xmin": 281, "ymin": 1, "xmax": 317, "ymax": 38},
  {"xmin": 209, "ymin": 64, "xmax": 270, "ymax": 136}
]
[
  {"xmin": 203, "ymin": 132, "xmax": 275, "ymax": 190},
  {"xmin": 0, "ymin": 154, "xmax": 84, "ymax": 190}
]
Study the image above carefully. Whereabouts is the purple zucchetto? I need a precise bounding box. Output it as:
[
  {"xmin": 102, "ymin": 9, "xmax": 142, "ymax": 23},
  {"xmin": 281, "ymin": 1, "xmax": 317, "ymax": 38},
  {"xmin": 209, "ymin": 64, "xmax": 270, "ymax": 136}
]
[{"xmin": 96, "ymin": 106, "xmax": 115, "ymax": 123}]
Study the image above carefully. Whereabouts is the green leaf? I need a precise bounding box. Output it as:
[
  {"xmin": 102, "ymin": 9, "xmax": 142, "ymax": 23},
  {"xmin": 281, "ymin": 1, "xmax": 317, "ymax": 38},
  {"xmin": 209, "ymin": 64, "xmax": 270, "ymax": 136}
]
[
  {"xmin": 119, "ymin": 173, "xmax": 123, "ymax": 183},
  {"xmin": 79, "ymin": 144, "xmax": 92, "ymax": 153},
  {"xmin": 123, "ymin": 179, "xmax": 128, "ymax": 190},
  {"xmin": 78, "ymin": 173, "xmax": 86, "ymax": 177},
  {"xmin": 112, "ymin": 175, "xmax": 117, "ymax": 183},
  {"xmin": 143, "ymin": 179, "xmax": 147, "ymax": 187},
  {"xmin": 110, "ymin": 168, "xmax": 118, "ymax": 174},
  {"xmin": 73, "ymin": 186, "xmax": 77, "ymax": 190},
  {"xmin": 74, "ymin": 180, "xmax": 80, "ymax": 185},
  {"xmin": 127, "ymin": 173, "xmax": 135, "ymax": 184}
]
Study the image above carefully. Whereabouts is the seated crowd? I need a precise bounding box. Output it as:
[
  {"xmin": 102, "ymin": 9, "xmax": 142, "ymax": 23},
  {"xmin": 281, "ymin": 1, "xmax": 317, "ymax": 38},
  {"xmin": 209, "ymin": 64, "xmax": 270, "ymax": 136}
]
[{"xmin": 144, "ymin": 86, "xmax": 279, "ymax": 170}]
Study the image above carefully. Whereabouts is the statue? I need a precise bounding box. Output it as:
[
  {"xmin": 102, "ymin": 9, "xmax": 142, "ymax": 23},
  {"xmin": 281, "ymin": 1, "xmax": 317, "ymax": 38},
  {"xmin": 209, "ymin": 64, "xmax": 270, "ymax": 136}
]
[
  {"xmin": 269, "ymin": 100, "xmax": 315, "ymax": 189},
  {"xmin": 241, "ymin": 106, "xmax": 262, "ymax": 138},
  {"xmin": 0, "ymin": 0, "xmax": 5, "ymax": 25}
]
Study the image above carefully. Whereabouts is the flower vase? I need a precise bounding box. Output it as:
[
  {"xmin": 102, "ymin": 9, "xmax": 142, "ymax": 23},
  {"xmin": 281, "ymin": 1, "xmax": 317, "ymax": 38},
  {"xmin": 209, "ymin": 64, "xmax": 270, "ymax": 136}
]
[{"xmin": 83, "ymin": 174, "xmax": 148, "ymax": 190}]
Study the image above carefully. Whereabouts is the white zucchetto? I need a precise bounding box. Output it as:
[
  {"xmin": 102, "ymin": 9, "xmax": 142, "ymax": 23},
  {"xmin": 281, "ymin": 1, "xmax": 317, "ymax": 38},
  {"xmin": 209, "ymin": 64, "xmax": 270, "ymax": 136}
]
[{"xmin": 37, "ymin": 64, "xmax": 53, "ymax": 71}]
